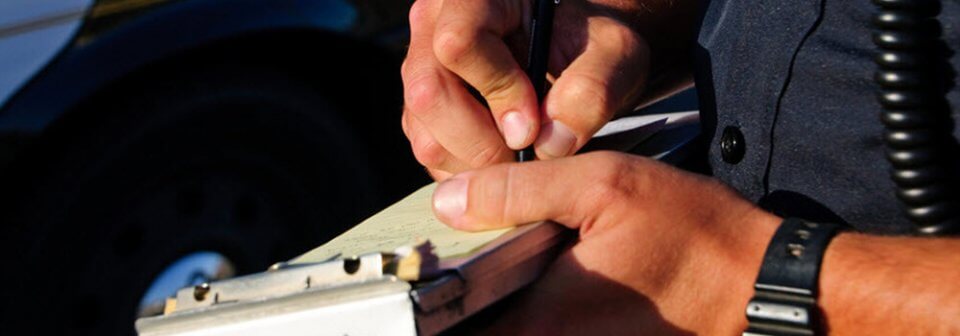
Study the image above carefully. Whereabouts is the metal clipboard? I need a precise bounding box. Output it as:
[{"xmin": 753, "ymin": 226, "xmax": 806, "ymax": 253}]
[{"xmin": 135, "ymin": 223, "xmax": 569, "ymax": 336}]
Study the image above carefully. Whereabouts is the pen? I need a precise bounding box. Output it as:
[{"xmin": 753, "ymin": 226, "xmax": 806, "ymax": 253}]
[{"xmin": 516, "ymin": 0, "xmax": 559, "ymax": 162}]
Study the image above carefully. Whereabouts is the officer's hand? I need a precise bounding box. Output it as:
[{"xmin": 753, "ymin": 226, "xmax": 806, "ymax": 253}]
[
  {"xmin": 401, "ymin": 0, "xmax": 649, "ymax": 179},
  {"xmin": 431, "ymin": 151, "xmax": 782, "ymax": 334}
]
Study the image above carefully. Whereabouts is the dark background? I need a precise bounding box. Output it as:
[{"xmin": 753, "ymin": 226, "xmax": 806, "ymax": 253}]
[{"xmin": 0, "ymin": 0, "xmax": 428, "ymax": 334}]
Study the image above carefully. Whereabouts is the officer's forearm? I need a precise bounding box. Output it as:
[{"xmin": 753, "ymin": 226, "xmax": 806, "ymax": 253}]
[{"xmin": 820, "ymin": 233, "xmax": 960, "ymax": 334}]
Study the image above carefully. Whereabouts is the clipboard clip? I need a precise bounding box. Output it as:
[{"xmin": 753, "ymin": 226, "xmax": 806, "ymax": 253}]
[{"xmin": 136, "ymin": 223, "xmax": 570, "ymax": 336}]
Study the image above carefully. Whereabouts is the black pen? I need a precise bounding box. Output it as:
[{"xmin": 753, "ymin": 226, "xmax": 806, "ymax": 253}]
[{"xmin": 516, "ymin": 0, "xmax": 558, "ymax": 162}]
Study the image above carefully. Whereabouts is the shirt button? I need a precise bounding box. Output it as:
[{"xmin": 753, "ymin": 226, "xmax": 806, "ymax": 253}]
[{"xmin": 720, "ymin": 126, "xmax": 745, "ymax": 164}]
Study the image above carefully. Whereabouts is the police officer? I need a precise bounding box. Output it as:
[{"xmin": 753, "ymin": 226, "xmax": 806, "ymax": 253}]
[{"xmin": 400, "ymin": 0, "xmax": 960, "ymax": 333}]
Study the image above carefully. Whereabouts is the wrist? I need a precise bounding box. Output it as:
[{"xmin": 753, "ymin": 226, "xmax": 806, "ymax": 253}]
[
  {"xmin": 817, "ymin": 232, "xmax": 855, "ymax": 333},
  {"xmin": 696, "ymin": 206, "xmax": 780, "ymax": 333}
]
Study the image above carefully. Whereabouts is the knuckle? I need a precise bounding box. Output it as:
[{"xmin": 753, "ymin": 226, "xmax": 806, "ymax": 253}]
[
  {"xmin": 401, "ymin": 110, "xmax": 410, "ymax": 136},
  {"xmin": 589, "ymin": 152, "xmax": 639, "ymax": 204},
  {"xmin": 601, "ymin": 20, "xmax": 642, "ymax": 57},
  {"xmin": 478, "ymin": 69, "xmax": 522, "ymax": 105},
  {"xmin": 412, "ymin": 136, "xmax": 448, "ymax": 168},
  {"xmin": 400, "ymin": 58, "xmax": 411, "ymax": 79},
  {"xmin": 466, "ymin": 142, "xmax": 509, "ymax": 167},
  {"xmin": 408, "ymin": 0, "xmax": 432, "ymax": 30},
  {"xmin": 497, "ymin": 164, "xmax": 521, "ymax": 223},
  {"xmin": 433, "ymin": 23, "xmax": 475, "ymax": 67},
  {"xmin": 403, "ymin": 70, "xmax": 444, "ymax": 116}
]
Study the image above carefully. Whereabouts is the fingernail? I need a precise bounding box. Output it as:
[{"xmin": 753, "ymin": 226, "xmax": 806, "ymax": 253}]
[
  {"xmin": 501, "ymin": 111, "xmax": 531, "ymax": 149},
  {"xmin": 433, "ymin": 176, "xmax": 468, "ymax": 224},
  {"xmin": 535, "ymin": 120, "xmax": 576, "ymax": 158}
]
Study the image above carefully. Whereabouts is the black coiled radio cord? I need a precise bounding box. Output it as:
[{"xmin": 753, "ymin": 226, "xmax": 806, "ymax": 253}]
[{"xmin": 873, "ymin": 0, "xmax": 959, "ymax": 234}]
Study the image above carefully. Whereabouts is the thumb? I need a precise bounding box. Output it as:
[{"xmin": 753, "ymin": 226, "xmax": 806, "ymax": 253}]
[
  {"xmin": 431, "ymin": 151, "xmax": 639, "ymax": 232},
  {"xmin": 535, "ymin": 17, "xmax": 649, "ymax": 159}
]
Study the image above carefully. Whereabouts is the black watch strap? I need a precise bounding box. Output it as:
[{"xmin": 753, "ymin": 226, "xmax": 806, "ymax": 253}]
[{"xmin": 744, "ymin": 218, "xmax": 842, "ymax": 336}]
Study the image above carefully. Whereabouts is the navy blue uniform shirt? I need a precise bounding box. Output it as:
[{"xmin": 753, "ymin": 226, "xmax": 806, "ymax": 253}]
[{"xmin": 694, "ymin": 0, "xmax": 960, "ymax": 234}]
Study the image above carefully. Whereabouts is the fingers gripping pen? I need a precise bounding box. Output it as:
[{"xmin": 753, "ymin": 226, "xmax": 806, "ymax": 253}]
[{"xmin": 516, "ymin": 0, "xmax": 559, "ymax": 162}]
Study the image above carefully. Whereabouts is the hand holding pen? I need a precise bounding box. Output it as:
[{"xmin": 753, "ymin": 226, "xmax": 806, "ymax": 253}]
[{"xmin": 401, "ymin": 0, "xmax": 651, "ymax": 179}]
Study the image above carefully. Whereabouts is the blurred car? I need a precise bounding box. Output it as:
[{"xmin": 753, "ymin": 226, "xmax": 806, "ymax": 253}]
[{"xmin": 0, "ymin": 0, "xmax": 426, "ymax": 334}]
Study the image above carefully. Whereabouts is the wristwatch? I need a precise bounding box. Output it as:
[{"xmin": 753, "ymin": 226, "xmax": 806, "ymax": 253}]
[{"xmin": 744, "ymin": 218, "xmax": 842, "ymax": 336}]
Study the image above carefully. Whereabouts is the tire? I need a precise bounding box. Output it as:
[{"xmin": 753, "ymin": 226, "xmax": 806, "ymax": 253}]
[{"xmin": 0, "ymin": 63, "xmax": 382, "ymax": 335}]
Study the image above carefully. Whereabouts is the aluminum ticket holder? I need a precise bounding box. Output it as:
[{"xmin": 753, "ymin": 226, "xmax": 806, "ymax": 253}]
[{"xmin": 135, "ymin": 223, "xmax": 570, "ymax": 336}]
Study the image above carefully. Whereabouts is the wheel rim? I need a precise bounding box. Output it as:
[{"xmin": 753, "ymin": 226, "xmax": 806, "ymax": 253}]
[{"xmin": 137, "ymin": 251, "xmax": 236, "ymax": 317}]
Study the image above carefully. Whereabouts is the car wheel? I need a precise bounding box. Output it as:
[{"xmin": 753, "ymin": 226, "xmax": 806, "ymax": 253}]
[{"xmin": 1, "ymin": 64, "xmax": 381, "ymax": 335}]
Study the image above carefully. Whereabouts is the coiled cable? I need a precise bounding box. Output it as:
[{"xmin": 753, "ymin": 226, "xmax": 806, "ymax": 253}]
[{"xmin": 873, "ymin": 0, "xmax": 959, "ymax": 234}]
